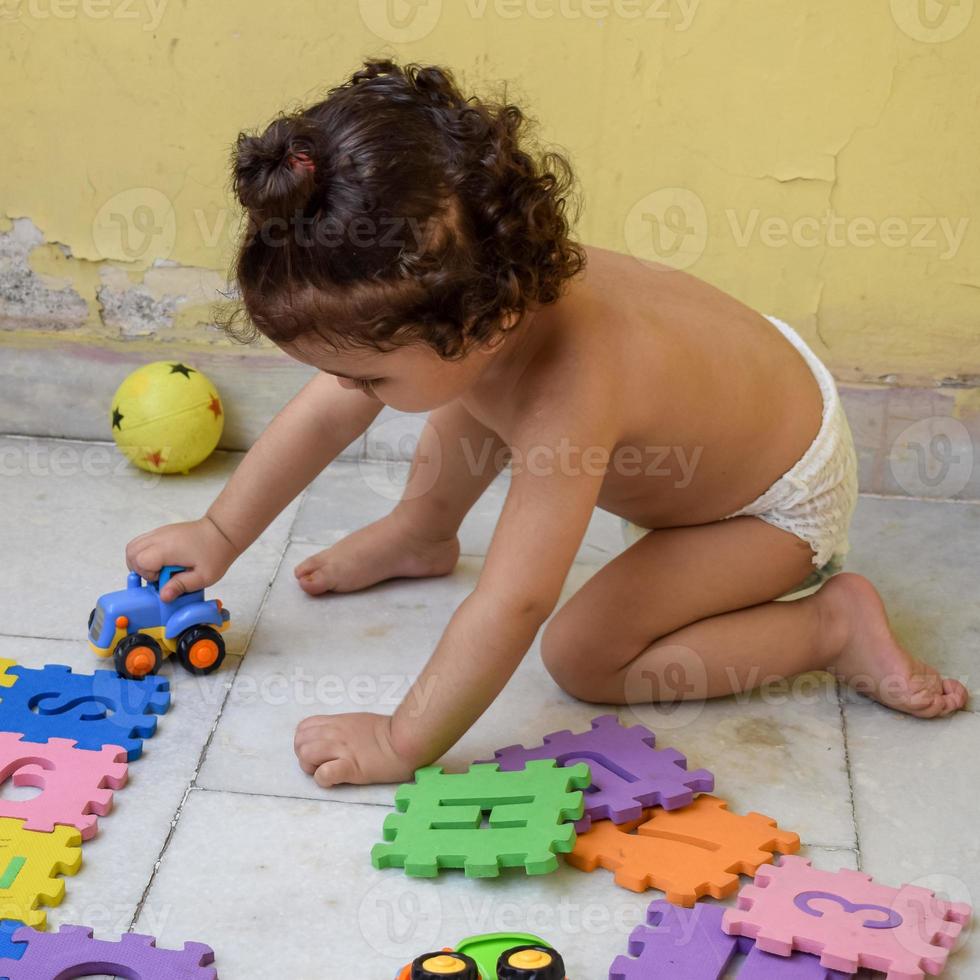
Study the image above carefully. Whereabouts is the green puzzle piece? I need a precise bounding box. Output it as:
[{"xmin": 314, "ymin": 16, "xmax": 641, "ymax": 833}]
[{"xmin": 371, "ymin": 760, "xmax": 591, "ymax": 878}]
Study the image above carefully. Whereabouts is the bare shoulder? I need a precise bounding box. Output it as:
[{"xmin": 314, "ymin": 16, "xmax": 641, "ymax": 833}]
[
  {"xmin": 580, "ymin": 244, "xmax": 767, "ymax": 326},
  {"xmin": 506, "ymin": 282, "xmax": 623, "ymax": 447}
]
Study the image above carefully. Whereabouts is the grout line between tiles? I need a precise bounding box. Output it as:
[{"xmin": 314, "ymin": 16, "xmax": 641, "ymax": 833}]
[
  {"xmin": 125, "ymin": 498, "xmax": 302, "ymax": 932},
  {"xmin": 0, "ymin": 631, "xmax": 79, "ymax": 643},
  {"xmin": 194, "ymin": 783, "xmax": 395, "ymax": 808},
  {"xmin": 858, "ymin": 491, "xmax": 980, "ymax": 507},
  {"xmin": 836, "ymin": 684, "xmax": 863, "ymax": 871}
]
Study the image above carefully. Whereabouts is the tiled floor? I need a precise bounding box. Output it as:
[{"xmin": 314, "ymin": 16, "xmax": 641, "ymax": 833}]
[{"xmin": 0, "ymin": 434, "xmax": 976, "ymax": 978}]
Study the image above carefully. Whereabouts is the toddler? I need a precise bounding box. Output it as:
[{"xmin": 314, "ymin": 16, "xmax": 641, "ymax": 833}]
[{"xmin": 126, "ymin": 60, "xmax": 967, "ymax": 788}]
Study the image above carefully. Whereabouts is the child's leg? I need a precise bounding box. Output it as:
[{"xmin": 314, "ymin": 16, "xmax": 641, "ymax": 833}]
[
  {"xmin": 295, "ymin": 402, "xmax": 506, "ymax": 594},
  {"xmin": 541, "ymin": 515, "xmax": 967, "ymax": 718}
]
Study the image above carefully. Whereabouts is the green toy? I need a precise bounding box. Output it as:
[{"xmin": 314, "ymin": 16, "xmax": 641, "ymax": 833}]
[
  {"xmin": 371, "ymin": 761, "xmax": 590, "ymax": 878},
  {"xmin": 397, "ymin": 933, "xmax": 566, "ymax": 979},
  {"xmin": 456, "ymin": 933, "xmax": 560, "ymax": 978}
]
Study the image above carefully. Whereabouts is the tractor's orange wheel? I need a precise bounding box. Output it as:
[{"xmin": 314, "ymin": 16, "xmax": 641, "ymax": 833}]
[
  {"xmin": 125, "ymin": 646, "xmax": 157, "ymax": 678},
  {"xmin": 188, "ymin": 638, "xmax": 219, "ymax": 670},
  {"xmin": 176, "ymin": 625, "xmax": 226, "ymax": 676},
  {"xmin": 114, "ymin": 633, "xmax": 163, "ymax": 680}
]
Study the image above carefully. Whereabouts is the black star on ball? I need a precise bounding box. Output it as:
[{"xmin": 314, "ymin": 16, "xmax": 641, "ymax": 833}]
[
  {"xmin": 169, "ymin": 362, "xmax": 195, "ymax": 378},
  {"xmin": 112, "ymin": 407, "xmax": 124, "ymax": 430}
]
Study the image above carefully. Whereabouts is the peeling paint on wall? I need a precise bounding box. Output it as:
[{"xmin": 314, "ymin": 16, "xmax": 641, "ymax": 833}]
[
  {"xmin": 0, "ymin": 0, "xmax": 978, "ymax": 383},
  {"xmin": 0, "ymin": 220, "xmax": 89, "ymax": 331},
  {"xmin": 1, "ymin": 218, "xmax": 235, "ymax": 342},
  {"xmin": 97, "ymin": 280, "xmax": 180, "ymax": 336}
]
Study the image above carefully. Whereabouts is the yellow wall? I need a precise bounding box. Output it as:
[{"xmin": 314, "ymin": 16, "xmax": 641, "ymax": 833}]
[{"xmin": 2, "ymin": 0, "xmax": 978, "ymax": 385}]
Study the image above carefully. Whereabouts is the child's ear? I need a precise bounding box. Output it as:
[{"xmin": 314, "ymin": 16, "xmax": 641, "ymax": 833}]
[
  {"xmin": 480, "ymin": 333, "xmax": 507, "ymax": 354},
  {"xmin": 478, "ymin": 311, "xmax": 521, "ymax": 354}
]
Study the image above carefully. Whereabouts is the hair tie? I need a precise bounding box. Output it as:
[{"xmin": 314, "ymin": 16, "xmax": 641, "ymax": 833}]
[{"xmin": 287, "ymin": 151, "xmax": 316, "ymax": 175}]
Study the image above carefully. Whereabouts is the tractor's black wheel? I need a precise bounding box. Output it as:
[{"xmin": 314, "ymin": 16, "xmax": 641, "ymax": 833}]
[
  {"xmin": 497, "ymin": 945, "xmax": 565, "ymax": 979},
  {"xmin": 113, "ymin": 633, "xmax": 163, "ymax": 680},
  {"xmin": 176, "ymin": 625, "xmax": 226, "ymax": 675},
  {"xmin": 411, "ymin": 951, "xmax": 480, "ymax": 979}
]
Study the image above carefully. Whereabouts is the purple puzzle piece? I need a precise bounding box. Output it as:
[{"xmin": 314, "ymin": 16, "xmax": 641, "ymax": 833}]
[
  {"xmin": 3, "ymin": 925, "xmax": 216, "ymax": 980},
  {"xmin": 609, "ymin": 901, "xmax": 852, "ymax": 980},
  {"xmin": 609, "ymin": 901, "xmax": 738, "ymax": 979},
  {"xmin": 486, "ymin": 714, "xmax": 713, "ymax": 830}
]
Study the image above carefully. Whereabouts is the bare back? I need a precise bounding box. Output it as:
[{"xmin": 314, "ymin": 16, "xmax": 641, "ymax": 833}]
[{"xmin": 465, "ymin": 245, "xmax": 825, "ymax": 530}]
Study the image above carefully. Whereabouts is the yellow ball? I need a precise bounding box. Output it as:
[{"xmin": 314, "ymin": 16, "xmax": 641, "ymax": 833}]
[{"xmin": 110, "ymin": 361, "xmax": 224, "ymax": 474}]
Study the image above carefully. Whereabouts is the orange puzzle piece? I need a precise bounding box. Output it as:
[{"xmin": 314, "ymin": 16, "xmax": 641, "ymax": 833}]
[{"xmin": 567, "ymin": 795, "xmax": 800, "ymax": 906}]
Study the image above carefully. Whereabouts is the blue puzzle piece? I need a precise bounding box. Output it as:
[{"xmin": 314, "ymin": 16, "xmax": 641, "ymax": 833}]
[
  {"xmin": 0, "ymin": 920, "xmax": 27, "ymax": 961},
  {"xmin": 0, "ymin": 665, "xmax": 170, "ymax": 761}
]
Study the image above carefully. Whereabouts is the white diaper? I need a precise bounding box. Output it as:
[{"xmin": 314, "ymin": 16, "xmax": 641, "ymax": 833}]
[{"xmin": 622, "ymin": 315, "xmax": 859, "ymax": 595}]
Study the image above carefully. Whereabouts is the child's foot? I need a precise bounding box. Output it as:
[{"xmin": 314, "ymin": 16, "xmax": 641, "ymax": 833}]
[
  {"xmin": 820, "ymin": 573, "xmax": 969, "ymax": 718},
  {"xmin": 294, "ymin": 514, "xmax": 460, "ymax": 595}
]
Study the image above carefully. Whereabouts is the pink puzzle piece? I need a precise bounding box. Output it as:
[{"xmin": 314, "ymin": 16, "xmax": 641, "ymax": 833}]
[
  {"xmin": 0, "ymin": 733, "xmax": 128, "ymax": 840},
  {"xmin": 723, "ymin": 856, "xmax": 972, "ymax": 980}
]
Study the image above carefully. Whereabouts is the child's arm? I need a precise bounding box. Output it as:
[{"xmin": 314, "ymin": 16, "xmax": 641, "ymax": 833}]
[
  {"xmin": 126, "ymin": 372, "xmax": 382, "ymax": 599},
  {"xmin": 295, "ymin": 398, "xmax": 615, "ymax": 786}
]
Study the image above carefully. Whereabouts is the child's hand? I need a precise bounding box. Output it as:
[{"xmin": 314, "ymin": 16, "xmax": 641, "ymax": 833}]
[
  {"xmin": 294, "ymin": 712, "xmax": 418, "ymax": 787},
  {"xmin": 126, "ymin": 516, "xmax": 239, "ymax": 601}
]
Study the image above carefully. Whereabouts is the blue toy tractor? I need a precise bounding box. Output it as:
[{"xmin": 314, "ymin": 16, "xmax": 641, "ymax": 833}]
[{"xmin": 88, "ymin": 566, "xmax": 231, "ymax": 680}]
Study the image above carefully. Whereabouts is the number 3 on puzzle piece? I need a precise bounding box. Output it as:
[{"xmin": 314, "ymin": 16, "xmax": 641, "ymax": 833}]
[{"xmin": 794, "ymin": 891, "xmax": 903, "ymax": 930}]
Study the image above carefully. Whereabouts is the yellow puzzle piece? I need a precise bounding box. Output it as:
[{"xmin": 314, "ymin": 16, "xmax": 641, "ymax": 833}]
[
  {"xmin": 0, "ymin": 818, "xmax": 82, "ymax": 928},
  {"xmin": 0, "ymin": 659, "xmax": 16, "ymax": 688}
]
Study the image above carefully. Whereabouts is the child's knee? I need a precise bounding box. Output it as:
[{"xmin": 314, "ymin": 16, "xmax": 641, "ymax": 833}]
[{"xmin": 541, "ymin": 616, "xmax": 610, "ymax": 702}]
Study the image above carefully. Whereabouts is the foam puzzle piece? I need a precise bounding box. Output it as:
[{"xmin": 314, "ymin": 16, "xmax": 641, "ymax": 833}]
[
  {"xmin": 568, "ymin": 795, "xmax": 800, "ymax": 905},
  {"xmin": 486, "ymin": 714, "xmax": 714, "ymax": 830},
  {"xmin": 0, "ymin": 664, "xmax": 170, "ymax": 760},
  {"xmin": 1, "ymin": 925, "xmax": 217, "ymax": 980},
  {"xmin": 609, "ymin": 901, "xmax": 852, "ymax": 979},
  {"xmin": 0, "ymin": 818, "xmax": 81, "ymax": 929},
  {"xmin": 0, "ymin": 734, "xmax": 128, "ymax": 840},
  {"xmin": 723, "ymin": 856, "xmax": 972, "ymax": 980},
  {"xmin": 0, "ymin": 921, "xmax": 26, "ymax": 961},
  {"xmin": 371, "ymin": 760, "xmax": 591, "ymax": 877},
  {"xmin": 0, "ymin": 662, "xmax": 15, "ymax": 689}
]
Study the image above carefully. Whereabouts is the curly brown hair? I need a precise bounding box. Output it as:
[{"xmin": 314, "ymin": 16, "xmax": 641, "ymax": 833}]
[{"xmin": 216, "ymin": 59, "xmax": 585, "ymax": 359}]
